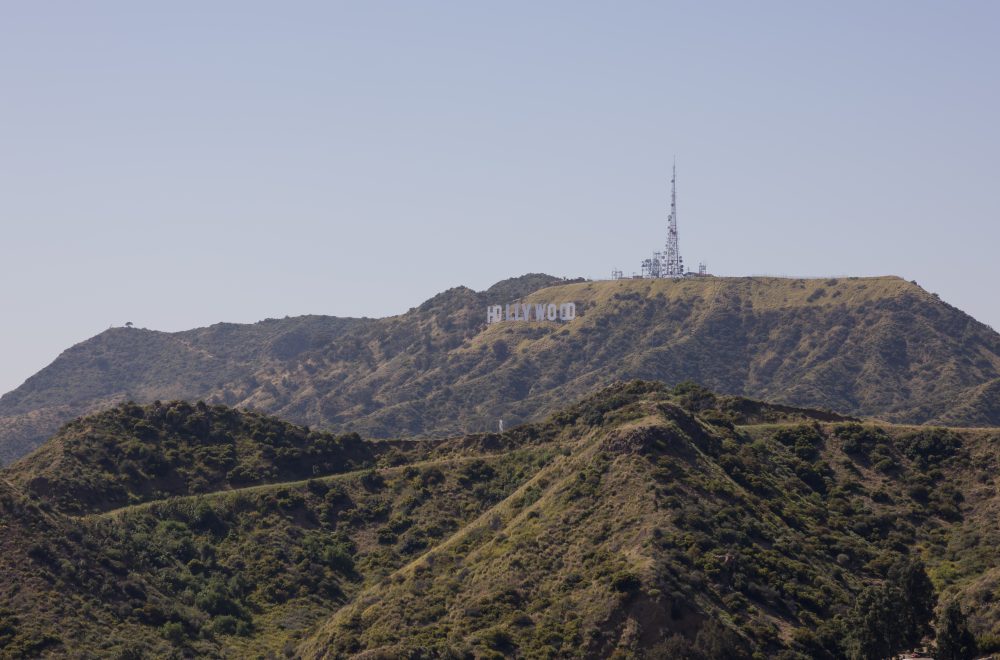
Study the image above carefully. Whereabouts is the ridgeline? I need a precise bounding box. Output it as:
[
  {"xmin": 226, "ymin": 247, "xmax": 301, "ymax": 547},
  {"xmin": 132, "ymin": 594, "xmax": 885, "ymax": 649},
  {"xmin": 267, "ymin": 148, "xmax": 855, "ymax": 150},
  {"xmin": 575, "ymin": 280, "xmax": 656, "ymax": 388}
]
[{"xmin": 2, "ymin": 274, "xmax": 1000, "ymax": 466}]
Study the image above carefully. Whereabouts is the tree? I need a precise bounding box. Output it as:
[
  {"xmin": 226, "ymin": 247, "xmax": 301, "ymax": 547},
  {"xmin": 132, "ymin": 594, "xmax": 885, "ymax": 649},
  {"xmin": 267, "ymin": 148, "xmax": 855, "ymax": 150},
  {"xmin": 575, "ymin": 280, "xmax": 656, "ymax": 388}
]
[
  {"xmin": 889, "ymin": 558, "xmax": 936, "ymax": 648},
  {"xmin": 847, "ymin": 559, "xmax": 937, "ymax": 659},
  {"xmin": 849, "ymin": 586, "xmax": 900, "ymax": 660},
  {"xmin": 693, "ymin": 620, "xmax": 744, "ymax": 659},
  {"xmin": 936, "ymin": 601, "xmax": 977, "ymax": 660}
]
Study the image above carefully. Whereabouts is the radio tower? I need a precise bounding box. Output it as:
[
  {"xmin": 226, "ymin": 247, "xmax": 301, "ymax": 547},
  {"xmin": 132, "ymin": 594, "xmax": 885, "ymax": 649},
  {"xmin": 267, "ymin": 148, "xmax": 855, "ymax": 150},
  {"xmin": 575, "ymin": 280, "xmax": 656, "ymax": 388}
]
[{"xmin": 662, "ymin": 160, "xmax": 684, "ymax": 277}]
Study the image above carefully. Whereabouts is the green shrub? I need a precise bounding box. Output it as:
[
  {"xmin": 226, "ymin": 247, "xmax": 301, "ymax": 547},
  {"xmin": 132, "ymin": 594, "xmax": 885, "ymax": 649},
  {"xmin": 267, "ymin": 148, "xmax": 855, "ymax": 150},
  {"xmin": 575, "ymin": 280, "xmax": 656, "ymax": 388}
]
[
  {"xmin": 161, "ymin": 621, "xmax": 186, "ymax": 644},
  {"xmin": 898, "ymin": 429, "xmax": 962, "ymax": 470},
  {"xmin": 324, "ymin": 543, "xmax": 355, "ymax": 574},
  {"xmin": 360, "ymin": 470, "xmax": 385, "ymax": 491},
  {"xmin": 611, "ymin": 570, "xmax": 642, "ymax": 593},
  {"xmin": 480, "ymin": 626, "xmax": 515, "ymax": 653},
  {"xmin": 195, "ymin": 580, "xmax": 241, "ymax": 617},
  {"xmin": 211, "ymin": 615, "xmax": 239, "ymax": 635}
]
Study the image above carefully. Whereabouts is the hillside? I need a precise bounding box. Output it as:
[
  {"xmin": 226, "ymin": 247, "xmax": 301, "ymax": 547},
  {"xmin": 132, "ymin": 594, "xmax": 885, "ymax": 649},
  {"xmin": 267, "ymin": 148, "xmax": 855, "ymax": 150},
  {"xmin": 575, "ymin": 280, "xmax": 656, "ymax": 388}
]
[
  {"xmin": 0, "ymin": 479, "xmax": 171, "ymax": 657},
  {"xmin": 0, "ymin": 314, "xmax": 374, "ymax": 465},
  {"xmin": 4, "ymin": 273, "xmax": 1000, "ymax": 465},
  {"xmin": 1, "ymin": 382, "xmax": 999, "ymax": 658},
  {"xmin": 4, "ymin": 400, "xmax": 387, "ymax": 516},
  {"xmin": 0, "ymin": 396, "xmax": 564, "ymax": 658}
]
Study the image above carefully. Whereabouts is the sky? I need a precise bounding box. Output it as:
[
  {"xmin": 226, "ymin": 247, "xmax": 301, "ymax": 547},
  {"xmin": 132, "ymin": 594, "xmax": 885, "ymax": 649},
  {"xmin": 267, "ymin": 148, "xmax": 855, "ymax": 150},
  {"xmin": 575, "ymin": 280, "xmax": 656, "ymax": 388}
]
[{"xmin": 1, "ymin": 1, "xmax": 998, "ymax": 395}]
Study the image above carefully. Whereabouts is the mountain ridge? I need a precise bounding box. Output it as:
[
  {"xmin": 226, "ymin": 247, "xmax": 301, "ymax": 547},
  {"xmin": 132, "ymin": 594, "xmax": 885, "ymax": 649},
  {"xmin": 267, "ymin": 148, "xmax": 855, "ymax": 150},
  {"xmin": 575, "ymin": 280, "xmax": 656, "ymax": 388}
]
[{"xmin": 3, "ymin": 273, "xmax": 1000, "ymax": 465}]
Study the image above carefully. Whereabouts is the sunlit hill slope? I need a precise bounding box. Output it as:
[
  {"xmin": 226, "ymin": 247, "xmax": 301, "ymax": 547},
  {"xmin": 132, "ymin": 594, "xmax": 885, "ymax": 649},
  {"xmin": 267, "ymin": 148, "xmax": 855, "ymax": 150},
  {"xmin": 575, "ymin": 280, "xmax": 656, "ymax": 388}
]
[
  {"xmin": 1, "ymin": 382, "xmax": 999, "ymax": 657},
  {"xmin": 2, "ymin": 274, "xmax": 999, "ymax": 465}
]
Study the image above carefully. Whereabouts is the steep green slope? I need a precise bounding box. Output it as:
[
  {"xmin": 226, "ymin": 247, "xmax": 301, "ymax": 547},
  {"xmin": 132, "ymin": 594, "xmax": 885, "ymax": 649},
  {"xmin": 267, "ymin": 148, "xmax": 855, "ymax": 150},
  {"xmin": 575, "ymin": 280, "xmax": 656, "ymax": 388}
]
[
  {"xmin": 0, "ymin": 479, "xmax": 174, "ymax": 658},
  {"xmin": 3, "ymin": 275, "xmax": 1000, "ymax": 465},
  {"xmin": 85, "ymin": 446, "xmax": 553, "ymax": 659},
  {"xmin": 297, "ymin": 382, "xmax": 1000, "ymax": 658},
  {"xmin": 3, "ymin": 400, "xmax": 390, "ymax": 515},
  {"xmin": 0, "ymin": 401, "xmax": 561, "ymax": 658},
  {"xmin": 3, "ymin": 383, "xmax": 1000, "ymax": 658}
]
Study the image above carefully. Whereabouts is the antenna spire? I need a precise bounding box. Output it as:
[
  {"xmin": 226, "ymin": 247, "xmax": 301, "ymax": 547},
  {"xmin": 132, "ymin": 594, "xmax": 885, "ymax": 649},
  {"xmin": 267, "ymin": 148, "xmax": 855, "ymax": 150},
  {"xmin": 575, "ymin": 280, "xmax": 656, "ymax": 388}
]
[
  {"xmin": 632, "ymin": 156, "xmax": 696, "ymax": 280},
  {"xmin": 662, "ymin": 158, "xmax": 683, "ymax": 277}
]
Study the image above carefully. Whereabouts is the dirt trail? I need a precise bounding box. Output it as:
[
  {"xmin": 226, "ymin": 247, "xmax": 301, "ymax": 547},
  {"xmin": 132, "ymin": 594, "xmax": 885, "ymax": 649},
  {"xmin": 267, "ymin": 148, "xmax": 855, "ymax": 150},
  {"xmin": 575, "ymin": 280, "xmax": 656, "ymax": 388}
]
[{"xmin": 83, "ymin": 451, "xmax": 520, "ymax": 521}]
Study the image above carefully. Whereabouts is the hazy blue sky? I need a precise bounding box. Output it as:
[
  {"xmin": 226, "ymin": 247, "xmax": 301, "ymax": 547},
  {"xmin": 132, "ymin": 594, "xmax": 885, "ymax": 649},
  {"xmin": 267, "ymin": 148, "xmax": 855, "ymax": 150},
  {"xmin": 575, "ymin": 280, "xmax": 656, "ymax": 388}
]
[{"xmin": 2, "ymin": 1, "xmax": 998, "ymax": 395}]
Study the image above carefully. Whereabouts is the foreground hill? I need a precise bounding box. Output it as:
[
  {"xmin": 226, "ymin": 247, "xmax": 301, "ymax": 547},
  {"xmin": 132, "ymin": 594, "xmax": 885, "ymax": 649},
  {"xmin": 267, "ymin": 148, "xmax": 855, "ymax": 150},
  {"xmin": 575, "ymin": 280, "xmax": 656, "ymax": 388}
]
[
  {"xmin": 1, "ymin": 382, "xmax": 999, "ymax": 657},
  {"xmin": 0, "ymin": 399, "xmax": 555, "ymax": 657},
  {"xmin": 0, "ymin": 478, "xmax": 174, "ymax": 657},
  {"xmin": 4, "ymin": 273, "xmax": 1000, "ymax": 465}
]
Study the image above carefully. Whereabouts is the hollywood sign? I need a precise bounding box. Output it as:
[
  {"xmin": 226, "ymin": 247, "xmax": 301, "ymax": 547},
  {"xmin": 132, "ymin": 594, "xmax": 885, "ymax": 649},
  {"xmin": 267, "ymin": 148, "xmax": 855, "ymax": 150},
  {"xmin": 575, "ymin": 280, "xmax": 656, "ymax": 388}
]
[{"xmin": 487, "ymin": 302, "xmax": 577, "ymax": 324}]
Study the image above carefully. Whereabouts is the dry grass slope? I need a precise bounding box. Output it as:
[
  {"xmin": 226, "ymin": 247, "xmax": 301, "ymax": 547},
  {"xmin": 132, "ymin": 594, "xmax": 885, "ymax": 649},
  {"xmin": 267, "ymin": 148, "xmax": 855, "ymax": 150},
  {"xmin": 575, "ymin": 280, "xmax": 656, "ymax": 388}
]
[{"xmin": 3, "ymin": 274, "xmax": 1000, "ymax": 467}]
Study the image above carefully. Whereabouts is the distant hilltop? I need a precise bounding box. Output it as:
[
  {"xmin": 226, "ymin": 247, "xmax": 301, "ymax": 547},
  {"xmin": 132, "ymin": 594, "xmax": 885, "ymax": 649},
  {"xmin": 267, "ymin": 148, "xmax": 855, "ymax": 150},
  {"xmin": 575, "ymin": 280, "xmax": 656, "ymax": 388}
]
[{"xmin": 2, "ymin": 273, "xmax": 1000, "ymax": 464}]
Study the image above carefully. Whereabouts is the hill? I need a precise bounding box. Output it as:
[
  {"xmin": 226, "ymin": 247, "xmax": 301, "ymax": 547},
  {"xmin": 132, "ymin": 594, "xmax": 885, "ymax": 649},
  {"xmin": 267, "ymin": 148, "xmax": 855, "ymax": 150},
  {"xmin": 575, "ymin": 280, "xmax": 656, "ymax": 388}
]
[
  {"xmin": 1, "ymin": 382, "xmax": 999, "ymax": 657},
  {"xmin": 0, "ymin": 478, "xmax": 172, "ymax": 657},
  {"xmin": 0, "ymin": 393, "xmax": 570, "ymax": 657},
  {"xmin": 0, "ymin": 313, "xmax": 374, "ymax": 465},
  {"xmin": 3, "ymin": 273, "xmax": 1000, "ymax": 465}
]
